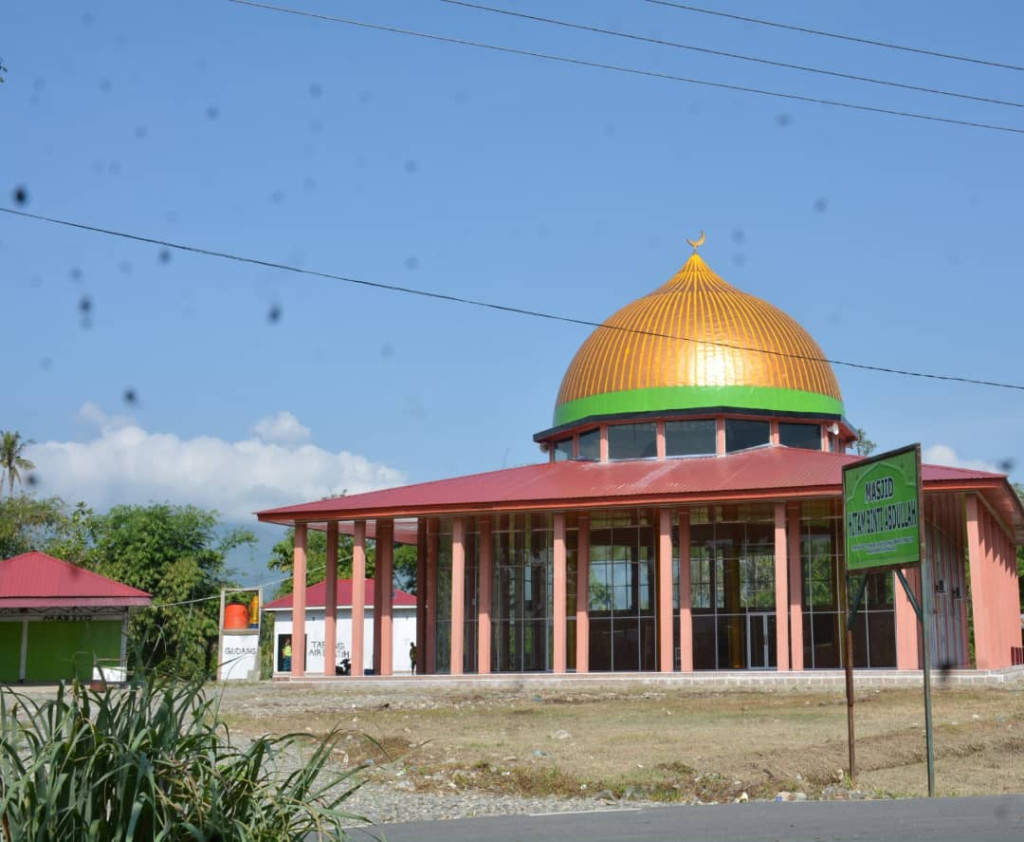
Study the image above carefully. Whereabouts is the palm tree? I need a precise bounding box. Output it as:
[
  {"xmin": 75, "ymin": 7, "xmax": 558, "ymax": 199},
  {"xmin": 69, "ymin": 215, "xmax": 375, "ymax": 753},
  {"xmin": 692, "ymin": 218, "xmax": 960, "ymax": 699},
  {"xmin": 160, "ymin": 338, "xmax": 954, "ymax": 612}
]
[{"xmin": 0, "ymin": 430, "xmax": 35, "ymax": 496}]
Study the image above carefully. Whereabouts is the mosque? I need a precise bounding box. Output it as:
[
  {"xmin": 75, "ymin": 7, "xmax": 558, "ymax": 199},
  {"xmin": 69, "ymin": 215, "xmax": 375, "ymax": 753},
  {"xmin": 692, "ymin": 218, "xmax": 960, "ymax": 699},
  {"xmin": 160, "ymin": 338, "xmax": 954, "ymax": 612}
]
[{"xmin": 258, "ymin": 239, "xmax": 1023, "ymax": 678}]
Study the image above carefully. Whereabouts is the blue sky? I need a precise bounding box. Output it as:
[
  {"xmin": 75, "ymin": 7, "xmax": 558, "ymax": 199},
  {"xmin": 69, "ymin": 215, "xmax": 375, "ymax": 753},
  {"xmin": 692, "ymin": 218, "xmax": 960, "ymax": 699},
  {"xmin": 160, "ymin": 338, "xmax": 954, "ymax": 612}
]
[{"xmin": 4, "ymin": 1, "xmax": 1023, "ymax": 583}]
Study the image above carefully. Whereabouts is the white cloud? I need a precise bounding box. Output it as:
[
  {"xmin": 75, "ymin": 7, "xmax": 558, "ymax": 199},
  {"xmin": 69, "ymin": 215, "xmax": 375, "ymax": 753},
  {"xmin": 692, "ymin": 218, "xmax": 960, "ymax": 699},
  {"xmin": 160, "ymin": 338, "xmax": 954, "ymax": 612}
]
[
  {"xmin": 922, "ymin": 444, "xmax": 1001, "ymax": 474},
  {"xmin": 27, "ymin": 406, "xmax": 405, "ymax": 521},
  {"xmin": 253, "ymin": 411, "xmax": 311, "ymax": 445}
]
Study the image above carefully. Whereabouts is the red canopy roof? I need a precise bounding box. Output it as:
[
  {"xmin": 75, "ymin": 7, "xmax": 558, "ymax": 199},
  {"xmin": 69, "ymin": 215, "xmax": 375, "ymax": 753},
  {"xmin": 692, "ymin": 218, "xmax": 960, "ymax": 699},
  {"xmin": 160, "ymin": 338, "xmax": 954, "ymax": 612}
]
[
  {"xmin": 264, "ymin": 578, "xmax": 415, "ymax": 611},
  {"xmin": 0, "ymin": 552, "xmax": 152, "ymax": 609},
  {"xmin": 257, "ymin": 448, "xmax": 1023, "ymax": 540}
]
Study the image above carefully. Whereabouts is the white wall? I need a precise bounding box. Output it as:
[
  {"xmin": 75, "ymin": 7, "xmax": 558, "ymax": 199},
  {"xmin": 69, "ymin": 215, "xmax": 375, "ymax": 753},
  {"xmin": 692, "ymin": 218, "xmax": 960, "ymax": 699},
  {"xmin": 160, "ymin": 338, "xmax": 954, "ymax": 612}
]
[{"xmin": 269, "ymin": 607, "xmax": 417, "ymax": 674}]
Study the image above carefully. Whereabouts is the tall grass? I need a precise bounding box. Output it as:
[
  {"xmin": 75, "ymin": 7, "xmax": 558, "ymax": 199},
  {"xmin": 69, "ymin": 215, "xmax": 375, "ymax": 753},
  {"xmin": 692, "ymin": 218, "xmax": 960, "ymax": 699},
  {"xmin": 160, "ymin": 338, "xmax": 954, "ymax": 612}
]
[{"xmin": 0, "ymin": 674, "xmax": 367, "ymax": 840}]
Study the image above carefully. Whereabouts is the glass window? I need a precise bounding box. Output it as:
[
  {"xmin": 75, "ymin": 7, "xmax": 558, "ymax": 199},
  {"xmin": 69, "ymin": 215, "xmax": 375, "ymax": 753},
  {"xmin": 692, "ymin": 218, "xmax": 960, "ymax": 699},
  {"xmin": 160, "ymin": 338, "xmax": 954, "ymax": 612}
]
[
  {"xmin": 607, "ymin": 423, "xmax": 657, "ymax": 460},
  {"xmin": 665, "ymin": 419, "xmax": 716, "ymax": 457},
  {"xmin": 725, "ymin": 419, "xmax": 770, "ymax": 453},
  {"xmin": 553, "ymin": 438, "xmax": 573, "ymax": 461},
  {"xmin": 578, "ymin": 429, "xmax": 600, "ymax": 461},
  {"xmin": 779, "ymin": 422, "xmax": 821, "ymax": 450}
]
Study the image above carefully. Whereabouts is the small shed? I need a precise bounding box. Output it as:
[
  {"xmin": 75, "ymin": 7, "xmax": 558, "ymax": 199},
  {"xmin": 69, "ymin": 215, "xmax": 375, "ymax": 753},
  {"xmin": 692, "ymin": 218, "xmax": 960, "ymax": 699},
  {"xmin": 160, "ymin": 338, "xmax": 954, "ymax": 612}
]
[
  {"xmin": 265, "ymin": 579, "xmax": 417, "ymax": 675},
  {"xmin": 0, "ymin": 552, "xmax": 151, "ymax": 684}
]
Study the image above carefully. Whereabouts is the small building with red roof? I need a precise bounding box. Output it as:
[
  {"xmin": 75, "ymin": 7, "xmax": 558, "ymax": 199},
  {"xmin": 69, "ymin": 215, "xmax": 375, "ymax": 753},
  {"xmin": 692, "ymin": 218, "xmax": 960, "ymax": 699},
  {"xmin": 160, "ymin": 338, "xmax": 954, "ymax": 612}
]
[
  {"xmin": 257, "ymin": 241, "xmax": 1023, "ymax": 679},
  {"xmin": 0, "ymin": 551, "xmax": 151, "ymax": 683},
  {"xmin": 264, "ymin": 579, "xmax": 416, "ymax": 675}
]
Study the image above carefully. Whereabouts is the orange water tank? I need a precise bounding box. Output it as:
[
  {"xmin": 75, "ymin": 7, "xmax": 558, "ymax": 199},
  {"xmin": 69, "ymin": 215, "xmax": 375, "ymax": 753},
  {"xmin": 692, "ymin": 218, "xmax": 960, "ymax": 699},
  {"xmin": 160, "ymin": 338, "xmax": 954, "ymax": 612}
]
[{"xmin": 224, "ymin": 603, "xmax": 248, "ymax": 629}]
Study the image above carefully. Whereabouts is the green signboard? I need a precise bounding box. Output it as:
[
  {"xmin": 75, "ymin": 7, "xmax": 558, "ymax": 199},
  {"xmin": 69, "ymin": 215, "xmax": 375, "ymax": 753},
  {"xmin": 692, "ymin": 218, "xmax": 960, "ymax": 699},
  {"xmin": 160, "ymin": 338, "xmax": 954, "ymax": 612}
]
[{"xmin": 843, "ymin": 444, "xmax": 923, "ymax": 572}]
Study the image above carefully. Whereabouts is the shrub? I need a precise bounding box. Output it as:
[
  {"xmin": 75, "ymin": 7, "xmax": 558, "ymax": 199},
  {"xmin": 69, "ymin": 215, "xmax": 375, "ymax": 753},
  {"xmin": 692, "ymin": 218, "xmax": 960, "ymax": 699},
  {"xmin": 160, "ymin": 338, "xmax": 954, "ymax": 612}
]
[{"xmin": 0, "ymin": 674, "xmax": 366, "ymax": 840}]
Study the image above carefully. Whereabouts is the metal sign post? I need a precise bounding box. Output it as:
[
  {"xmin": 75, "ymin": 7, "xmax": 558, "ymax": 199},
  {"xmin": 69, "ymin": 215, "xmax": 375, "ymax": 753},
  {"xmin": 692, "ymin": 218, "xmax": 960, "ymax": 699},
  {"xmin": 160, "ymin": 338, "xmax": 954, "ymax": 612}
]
[{"xmin": 842, "ymin": 444, "xmax": 933, "ymax": 796}]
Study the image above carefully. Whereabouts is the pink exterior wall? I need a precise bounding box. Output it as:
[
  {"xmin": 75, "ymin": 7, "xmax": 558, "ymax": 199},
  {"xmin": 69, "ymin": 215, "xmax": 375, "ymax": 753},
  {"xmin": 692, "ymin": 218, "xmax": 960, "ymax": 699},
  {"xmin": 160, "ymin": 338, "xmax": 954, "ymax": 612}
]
[
  {"xmin": 787, "ymin": 504, "xmax": 803, "ymax": 671},
  {"xmin": 894, "ymin": 567, "xmax": 921, "ymax": 669},
  {"xmin": 450, "ymin": 516, "xmax": 466, "ymax": 675},
  {"xmin": 351, "ymin": 521, "xmax": 366, "ymax": 677},
  {"xmin": 553, "ymin": 514, "xmax": 567, "ymax": 674},
  {"xmin": 576, "ymin": 515, "xmax": 590, "ymax": 673},
  {"xmin": 291, "ymin": 523, "xmax": 307, "ymax": 677},
  {"xmin": 658, "ymin": 508, "xmax": 674, "ymax": 671},
  {"xmin": 773, "ymin": 503, "xmax": 790, "ymax": 670},
  {"xmin": 323, "ymin": 522, "xmax": 338, "ymax": 677},
  {"xmin": 677, "ymin": 509, "xmax": 693, "ymax": 672},
  {"xmin": 966, "ymin": 494, "xmax": 1020, "ymax": 669},
  {"xmin": 478, "ymin": 517, "xmax": 493, "ymax": 674}
]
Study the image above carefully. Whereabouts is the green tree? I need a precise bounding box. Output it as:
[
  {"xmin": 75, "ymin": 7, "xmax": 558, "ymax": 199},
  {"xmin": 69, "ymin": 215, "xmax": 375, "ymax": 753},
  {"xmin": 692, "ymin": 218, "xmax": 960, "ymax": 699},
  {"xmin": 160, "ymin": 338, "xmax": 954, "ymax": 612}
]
[
  {"xmin": 0, "ymin": 494, "xmax": 90, "ymax": 561},
  {"xmin": 0, "ymin": 430, "xmax": 36, "ymax": 496},
  {"xmin": 853, "ymin": 428, "xmax": 877, "ymax": 457},
  {"xmin": 87, "ymin": 503, "xmax": 255, "ymax": 677}
]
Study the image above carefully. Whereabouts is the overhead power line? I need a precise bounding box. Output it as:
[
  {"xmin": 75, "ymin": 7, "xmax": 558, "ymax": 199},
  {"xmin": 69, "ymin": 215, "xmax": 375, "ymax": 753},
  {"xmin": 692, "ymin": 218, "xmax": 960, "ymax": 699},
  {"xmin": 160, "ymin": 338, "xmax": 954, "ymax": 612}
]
[
  {"xmin": 441, "ymin": 0, "xmax": 1024, "ymax": 110},
  {"xmin": 225, "ymin": 0, "xmax": 1024, "ymax": 136},
  {"xmin": 4, "ymin": 206, "xmax": 1024, "ymax": 395},
  {"xmin": 645, "ymin": 0, "xmax": 1024, "ymax": 74}
]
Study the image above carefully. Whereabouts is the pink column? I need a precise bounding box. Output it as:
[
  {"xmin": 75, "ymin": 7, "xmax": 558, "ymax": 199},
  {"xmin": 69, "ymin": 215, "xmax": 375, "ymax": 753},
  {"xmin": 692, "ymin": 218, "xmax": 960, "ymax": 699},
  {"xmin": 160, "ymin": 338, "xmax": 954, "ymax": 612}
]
[
  {"xmin": 774, "ymin": 503, "xmax": 790, "ymax": 671},
  {"xmin": 895, "ymin": 567, "xmax": 921, "ymax": 669},
  {"xmin": 715, "ymin": 417, "xmax": 725, "ymax": 456},
  {"xmin": 553, "ymin": 513, "xmax": 567, "ymax": 673},
  {"xmin": 372, "ymin": 524, "xmax": 383, "ymax": 674},
  {"xmin": 377, "ymin": 518, "xmax": 394, "ymax": 676},
  {"xmin": 478, "ymin": 517, "xmax": 493, "ymax": 674},
  {"xmin": 426, "ymin": 519, "xmax": 438, "ymax": 675},
  {"xmin": 450, "ymin": 517, "xmax": 466, "ymax": 675},
  {"xmin": 416, "ymin": 519, "xmax": 427, "ymax": 675},
  {"xmin": 769, "ymin": 420, "xmax": 780, "ymax": 447},
  {"xmin": 655, "ymin": 421, "xmax": 666, "ymax": 460},
  {"xmin": 351, "ymin": 521, "xmax": 366, "ymax": 678},
  {"xmin": 677, "ymin": 509, "xmax": 693, "ymax": 672},
  {"xmin": 599, "ymin": 427, "xmax": 609, "ymax": 462},
  {"xmin": 291, "ymin": 523, "xmax": 307, "ymax": 678},
  {"xmin": 576, "ymin": 515, "xmax": 590, "ymax": 673},
  {"xmin": 787, "ymin": 504, "xmax": 804, "ymax": 671},
  {"xmin": 965, "ymin": 495, "xmax": 995, "ymax": 668},
  {"xmin": 324, "ymin": 522, "xmax": 338, "ymax": 677},
  {"xmin": 658, "ymin": 508, "xmax": 674, "ymax": 672}
]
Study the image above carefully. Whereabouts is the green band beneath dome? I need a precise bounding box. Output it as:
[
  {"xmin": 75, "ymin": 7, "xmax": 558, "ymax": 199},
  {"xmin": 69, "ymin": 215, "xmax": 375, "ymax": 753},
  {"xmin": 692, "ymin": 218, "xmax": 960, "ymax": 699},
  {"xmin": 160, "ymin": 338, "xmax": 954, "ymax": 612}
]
[{"xmin": 554, "ymin": 386, "xmax": 844, "ymax": 427}]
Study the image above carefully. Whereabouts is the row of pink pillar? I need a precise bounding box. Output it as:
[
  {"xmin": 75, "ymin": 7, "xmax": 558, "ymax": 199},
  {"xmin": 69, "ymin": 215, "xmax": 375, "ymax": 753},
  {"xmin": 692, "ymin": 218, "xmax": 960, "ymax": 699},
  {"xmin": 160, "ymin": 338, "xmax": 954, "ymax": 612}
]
[{"xmin": 287, "ymin": 493, "xmax": 1018, "ymax": 678}]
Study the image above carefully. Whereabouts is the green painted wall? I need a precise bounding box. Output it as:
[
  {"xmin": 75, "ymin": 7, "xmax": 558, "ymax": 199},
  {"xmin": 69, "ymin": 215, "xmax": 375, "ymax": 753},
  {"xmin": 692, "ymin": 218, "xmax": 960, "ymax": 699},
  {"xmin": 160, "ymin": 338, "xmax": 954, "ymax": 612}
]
[
  {"xmin": 0, "ymin": 622, "xmax": 23, "ymax": 683},
  {"xmin": 554, "ymin": 384, "xmax": 844, "ymax": 427},
  {"xmin": 25, "ymin": 621, "xmax": 122, "ymax": 683}
]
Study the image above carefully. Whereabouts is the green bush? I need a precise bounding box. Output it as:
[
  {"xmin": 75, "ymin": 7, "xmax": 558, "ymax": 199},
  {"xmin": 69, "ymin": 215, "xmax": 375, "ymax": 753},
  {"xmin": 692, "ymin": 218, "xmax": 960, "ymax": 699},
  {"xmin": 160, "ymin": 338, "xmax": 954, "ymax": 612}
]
[{"xmin": 0, "ymin": 674, "xmax": 367, "ymax": 840}]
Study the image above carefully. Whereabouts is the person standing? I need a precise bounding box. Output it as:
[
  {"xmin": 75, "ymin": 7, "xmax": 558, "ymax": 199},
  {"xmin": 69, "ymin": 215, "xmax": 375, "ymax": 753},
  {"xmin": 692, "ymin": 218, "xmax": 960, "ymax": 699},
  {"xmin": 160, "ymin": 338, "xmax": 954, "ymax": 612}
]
[{"xmin": 409, "ymin": 641, "xmax": 417, "ymax": 675}]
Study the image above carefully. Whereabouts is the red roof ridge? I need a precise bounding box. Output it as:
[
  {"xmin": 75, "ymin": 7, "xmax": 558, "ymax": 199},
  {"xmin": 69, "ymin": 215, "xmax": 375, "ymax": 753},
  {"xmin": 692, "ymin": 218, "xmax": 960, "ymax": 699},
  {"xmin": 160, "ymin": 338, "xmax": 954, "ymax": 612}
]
[{"xmin": 264, "ymin": 577, "xmax": 416, "ymax": 610}]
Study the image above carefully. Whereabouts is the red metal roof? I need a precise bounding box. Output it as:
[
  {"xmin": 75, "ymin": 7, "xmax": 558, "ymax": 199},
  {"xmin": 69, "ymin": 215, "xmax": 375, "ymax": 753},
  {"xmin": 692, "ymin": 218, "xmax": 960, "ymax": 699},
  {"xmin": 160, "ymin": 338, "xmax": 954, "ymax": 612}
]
[
  {"xmin": 259, "ymin": 448, "xmax": 1001, "ymax": 511},
  {"xmin": 0, "ymin": 552, "xmax": 152, "ymax": 609},
  {"xmin": 264, "ymin": 578, "xmax": 415, "ymax": 611}
]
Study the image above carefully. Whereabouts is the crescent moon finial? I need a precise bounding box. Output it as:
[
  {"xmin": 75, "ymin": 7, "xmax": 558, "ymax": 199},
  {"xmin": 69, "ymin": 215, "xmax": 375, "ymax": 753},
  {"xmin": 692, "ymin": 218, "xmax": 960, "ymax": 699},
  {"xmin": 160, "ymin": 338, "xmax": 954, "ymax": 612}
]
[{"xmin": 686, "ymin": 230, "xmax": 706, "ymax": 251}]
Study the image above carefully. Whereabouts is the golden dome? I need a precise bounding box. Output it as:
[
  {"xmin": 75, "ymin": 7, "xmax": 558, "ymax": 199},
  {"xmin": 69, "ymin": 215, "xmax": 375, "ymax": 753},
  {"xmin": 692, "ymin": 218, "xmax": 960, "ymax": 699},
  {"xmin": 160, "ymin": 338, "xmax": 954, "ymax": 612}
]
[{"xmin": 553, "ymin": 251, "xmax": 843, "ymax": 427}]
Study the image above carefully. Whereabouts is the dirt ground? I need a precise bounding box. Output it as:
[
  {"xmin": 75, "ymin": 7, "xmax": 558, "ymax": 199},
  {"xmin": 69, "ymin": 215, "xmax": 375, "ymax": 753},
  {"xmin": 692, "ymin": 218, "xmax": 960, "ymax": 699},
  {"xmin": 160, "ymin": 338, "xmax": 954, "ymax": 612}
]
[{"xmin": 216, "ymin": 679, "xmax": 1024, "ymax": 803}]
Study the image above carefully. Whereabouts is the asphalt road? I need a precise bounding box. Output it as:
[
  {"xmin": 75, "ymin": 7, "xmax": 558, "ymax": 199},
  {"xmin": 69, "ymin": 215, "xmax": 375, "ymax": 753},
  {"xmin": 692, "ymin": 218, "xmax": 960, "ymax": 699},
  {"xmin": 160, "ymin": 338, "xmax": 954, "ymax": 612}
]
[{"xmin": 343, "ymin": 795, "xmax": 1024, "ymax": 842}]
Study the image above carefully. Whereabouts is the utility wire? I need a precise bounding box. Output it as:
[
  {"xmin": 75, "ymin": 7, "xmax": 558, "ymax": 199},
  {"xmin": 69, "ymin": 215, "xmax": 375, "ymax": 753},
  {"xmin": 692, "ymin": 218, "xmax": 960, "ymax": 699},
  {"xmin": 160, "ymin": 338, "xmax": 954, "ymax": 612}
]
[
  {"xmin": 645, "ymin": 0, "xmax": 1024, "ymax": 74},
  {"xmin": 225, "ymin": 0, "xmax": 1024, "ymax": 136},
  {"xmin": 441, "ymin": 0, "xmax": 1024, "ymax": 110},
  {"xmin": 5, "ymin": 206, "xmax": 1024, "ymax": 394}
]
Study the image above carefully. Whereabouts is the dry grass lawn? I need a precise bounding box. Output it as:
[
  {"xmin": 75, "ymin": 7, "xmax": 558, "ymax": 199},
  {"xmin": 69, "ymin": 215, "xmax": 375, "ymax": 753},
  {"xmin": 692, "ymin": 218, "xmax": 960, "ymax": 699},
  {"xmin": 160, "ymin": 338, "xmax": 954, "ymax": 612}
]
[{"xmin": 220, "ymin": 681, "xmax": 1024, "ymax": 803}]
